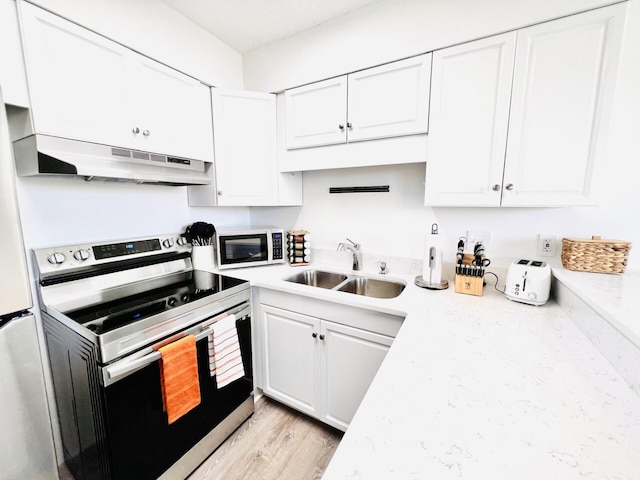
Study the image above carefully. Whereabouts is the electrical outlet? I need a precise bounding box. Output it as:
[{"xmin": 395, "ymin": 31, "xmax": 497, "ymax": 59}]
[
  {"xmin": 465, "ymin": 230, "xmax": 492, "ymax": 254},
  {"xmin": 537, "ymin": 234, "xmax": 556, "ymax": 257}
]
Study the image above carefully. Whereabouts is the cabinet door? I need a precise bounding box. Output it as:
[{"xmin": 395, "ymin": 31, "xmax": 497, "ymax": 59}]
[
  {"xmin": 347, "ymin": 53, "xmax": 431, "ymax": 142},
  {"xmin": 0, "ymin": 0, "xmax": 29, "ymax": 107},
  {"xmin": 503, "ymin": 4, "xmax": 626, "ymax": 206},
  {"xmin": 19, "ymin": 2, "xmax": 130, "ymax": 147},
  {"xmin": 425, "ymin": 33, "xmax": 516, "ymax": 206},
  {"xmin": 211, "ymin": 89, "xmax": 278, "ymax": 205},
  {"xmin": 284, "ymin": 76, "xmax": 347, "ymax": 149},
  {"xmin": 133, "ymin": 54, "xmax": 214, "ymax": 161},
  {"xmin": 261, "ymin": 305, "xmax": 320, "ymax": 417},
  {"xmin": 320, "ymin": 320, "xmax": 393, "ymax": 431}
]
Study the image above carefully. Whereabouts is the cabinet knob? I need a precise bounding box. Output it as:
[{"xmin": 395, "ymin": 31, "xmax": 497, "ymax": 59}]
[
  {"xmin": 492, "ymin": 184, "xmax": 501, "ymax": 192},
  {"xmin": 319, "ymin": 334, "xmax": 325, "ymax": 341},
  {"xmin": 338, "ymin": 124, "xmax": 345, "ymax": 131},
  {"xmin": 217, "ymin": 190, "xmax": 223, "ymax": 196},
  {"xmin": 132, "ymin": 127, "xmax": 140, "ymax": 134},
  {"xmin": 312, "ymin": 332, "xmax": 318, "ymax": 338},
  {"xmin": 505, "ymin": 183, "xmax": 514, "ymax": 191},
  {"xmin": 143, "ymin": 129, "xmax": 150, "ymax": 136},
  {"xmin": 346, "ymin": 122, "xmax": 353, "ymax": 129}
]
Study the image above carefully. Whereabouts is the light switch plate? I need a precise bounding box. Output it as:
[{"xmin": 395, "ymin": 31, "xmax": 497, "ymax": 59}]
[{"xmin": 465, "ymin": 230, "xmax": 492, "ymax": 254}]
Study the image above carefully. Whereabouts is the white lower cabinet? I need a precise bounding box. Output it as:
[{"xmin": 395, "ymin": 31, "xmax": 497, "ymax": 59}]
[
  {"xmin": 321, "ymin": 320, "xmax": 393, "ymax": 430},
  {"xmin": 257, "ymin": 291, "xmax": 401, "ymax": 431}
]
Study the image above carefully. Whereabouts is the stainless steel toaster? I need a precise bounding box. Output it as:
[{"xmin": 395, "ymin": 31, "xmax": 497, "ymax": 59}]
[{"xmin": 505, "ymin": 259, "xmax": 551, "ymax": 306}]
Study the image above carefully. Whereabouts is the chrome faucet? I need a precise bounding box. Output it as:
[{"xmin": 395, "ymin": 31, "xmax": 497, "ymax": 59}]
[{"xmin": 337, "ymin": 238, "xmax": 363, "ymax": 271}]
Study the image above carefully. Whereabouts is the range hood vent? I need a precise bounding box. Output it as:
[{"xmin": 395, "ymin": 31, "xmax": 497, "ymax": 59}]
[{"xmin": 13, "ymin": 134, "xmax": 212, "ymax": 186}]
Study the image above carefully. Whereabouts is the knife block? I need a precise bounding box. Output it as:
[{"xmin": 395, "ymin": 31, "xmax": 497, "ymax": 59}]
[
  {"xmin": 454, "ymin": 274, "xmax": 484, "ymax": 296},
  {"xmin": 454, "ymin": 254, "xmax": 484, "ymax": 296}
]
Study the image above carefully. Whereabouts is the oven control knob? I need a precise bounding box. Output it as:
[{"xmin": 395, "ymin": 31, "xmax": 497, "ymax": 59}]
[
  {"xmin": 181, "ymin": 294, "xmax": 190, "ymax": 302},
  {"xmin": 73, "ymin": 249, "xmax": 90, "ymax": 262},
  {"xmin": 177, "ymin": 237, "xmax": 187, "ymax": 246},
  {"xmin": 162, "ymin": 239, "xmax": 174, "ymax": 249},
  {"xmin": 47, "ymin": 252, "xmax": 66, "ymax": 265},
  {"xmin": 167, "ymin": 297, "xmax": 177, "ymax": 307}
]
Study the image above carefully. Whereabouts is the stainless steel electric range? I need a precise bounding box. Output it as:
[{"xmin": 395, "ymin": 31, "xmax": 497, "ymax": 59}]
[{"xmin": 33, "ymin": 234, "xmax": 254, "ymax": 480}]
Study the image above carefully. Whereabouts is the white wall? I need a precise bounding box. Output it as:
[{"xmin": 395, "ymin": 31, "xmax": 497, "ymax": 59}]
[
  {"xmin": 249, "ymin": 0, "xmax": 640, "ymax": 273},
  {"xmin": 25, "ymin": 0, "xmax": 243, "ymax": 87}
]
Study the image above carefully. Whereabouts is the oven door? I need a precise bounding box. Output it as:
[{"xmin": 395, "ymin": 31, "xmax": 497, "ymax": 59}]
[
  {"xmin": 101, "ymin": 303, "xmax": 252, "ymax": 480},
  {"xmin": 217, "ymin": 233, "xmax": 269, "ymax": 268}
]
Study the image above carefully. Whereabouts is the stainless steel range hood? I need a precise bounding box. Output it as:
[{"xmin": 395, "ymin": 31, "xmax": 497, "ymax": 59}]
[{"xmin": 13, "ymin": 134, "xmax": 212, "ymax": 186}]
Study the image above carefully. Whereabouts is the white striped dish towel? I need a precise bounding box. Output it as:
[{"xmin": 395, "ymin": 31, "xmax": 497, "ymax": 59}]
[{"xmin": 207, "ymin": 314, "xmax": 245, "ymax": 388}]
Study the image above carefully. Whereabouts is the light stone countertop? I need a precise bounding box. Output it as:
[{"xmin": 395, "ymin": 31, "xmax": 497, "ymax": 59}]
[
  {"xmin": 552, "ymin": 267, "xmax": 640, "ymax": 347},
  {"xmin": 212, "ymin": 261, "xmax": 640, "ymax": 480}
]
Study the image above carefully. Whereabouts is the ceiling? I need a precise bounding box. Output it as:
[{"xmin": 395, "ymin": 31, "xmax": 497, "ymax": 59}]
[{"xmin": 160, "ymin": 0, "xmax": 384, "ymax": 54}]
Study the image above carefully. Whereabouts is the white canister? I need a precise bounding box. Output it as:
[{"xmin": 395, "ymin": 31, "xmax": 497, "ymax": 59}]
[{"xmin": 191, "ymin": 245, "xmax": 216, "ymax": 271}]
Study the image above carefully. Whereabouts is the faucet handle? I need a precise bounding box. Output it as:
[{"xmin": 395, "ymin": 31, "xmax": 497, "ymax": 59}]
[
  {"xmin": 379, "ymin": 261, "xmax": 388, "ymax": 275},
  {"xmin": 346, "ymin": 238, "xmax": 360, "ymax": 249}
]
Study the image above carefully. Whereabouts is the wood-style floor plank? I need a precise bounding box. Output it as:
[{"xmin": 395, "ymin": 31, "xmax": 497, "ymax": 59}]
[{"xmin": 188, "ymin": 396, "xmax": 343, "ymax": 480}]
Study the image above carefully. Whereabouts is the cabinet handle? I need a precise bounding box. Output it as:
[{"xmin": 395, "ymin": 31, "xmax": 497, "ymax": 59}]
[
  {"xmin": 312, "ymin": 332, "xmax": 317, "ymax": 338},
  {"xmin": 492, "ymin": 184, "xmax": 501, "ymax": 192},
  {"xmin": 319, "ymin": 334, "xmax": 325, "ymax": 341},
  {"xmin": 338, "ymin": 124, "xmax": 345, "ymax": 131},
  {"xmin": 143, "ymin": 129, "xmax": 150, "ymax": 136},
  {"xmin": 346, "ymin": 122, "xmax": 353, "ymax": 129},
  {"xmin": 505, "ymin": 183, "xmax": 514, "ymax": 191},
  {"xmin": 132, "ymin": 127, "xmax": 140, "ymax": 134},
  {"xmin": 217, "ymin": 191, "xmax": 223, "ymax": 196}
]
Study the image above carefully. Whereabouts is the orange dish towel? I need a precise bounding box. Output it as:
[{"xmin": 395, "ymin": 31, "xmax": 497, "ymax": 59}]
[
  {"xmin": 159, "ymin": 335, "xmax": 201, "ymax": 424},
  {"xmin": 208, "ymin": 314, "xmax": 245, "ymax": 388}
]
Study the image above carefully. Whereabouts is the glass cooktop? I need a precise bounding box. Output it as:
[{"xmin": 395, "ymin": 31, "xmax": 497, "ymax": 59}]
[{"xmin": 65, "ymin": 271, "xmax": 247, "ymax": 335}]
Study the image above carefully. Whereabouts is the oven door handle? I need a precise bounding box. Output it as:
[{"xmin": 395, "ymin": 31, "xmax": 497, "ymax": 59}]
[{"xmin": 103, "ymin": 304, "xmax": 251, "ymax": 385}]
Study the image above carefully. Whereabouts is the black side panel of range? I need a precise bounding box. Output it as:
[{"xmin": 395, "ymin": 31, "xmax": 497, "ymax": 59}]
[{"xmin": 42, "ymin": 314, "xmax": 111, "ymax": 480}]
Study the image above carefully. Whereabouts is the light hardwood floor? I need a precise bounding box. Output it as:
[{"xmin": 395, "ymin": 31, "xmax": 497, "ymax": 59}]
[
  {"xmin": 59, "ymin": 396, "xmax": 342, "ymax": 480},
  {"xmin": 188, "ymin": 396, "xmax": 343, "ymax": 480}
]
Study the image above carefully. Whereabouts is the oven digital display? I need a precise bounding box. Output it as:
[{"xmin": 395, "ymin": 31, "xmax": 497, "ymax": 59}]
[{"xmin": 93, "ymin": 239, "xmax": 162, "ymax": 260}]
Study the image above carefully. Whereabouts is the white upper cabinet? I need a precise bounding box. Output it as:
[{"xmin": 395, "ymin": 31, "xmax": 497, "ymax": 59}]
[
  {"xmin": 502, "ymin": 4, "xmax": 625, "ymax": 206},
  {"xmin": 19, "ymin": 2, "xmax": 214, "ymax": 161},
  {"xmin": 425, "ymin": 4, "xmax": 626, "ymax": 207},
  {"xmin": 425, "ymin": 32, "xmax": 516, "ymax": 207},
  {"xmin": 284, "ymin": 54, "xmax": 431, "ymax": 150},
  {"xmin": 347, "ymin": 56, "xmax": 431, "ymax": 142},
  {"xmin": 285, "ymin": 76, "xmax": 347, "ymax": 148},
  {"xmin": 188, "ymin": 89, "xmax": 302, "ymax": 206},
  {"xmin": 0, "ymin": 0, "xmax": 29, "ymax": 107},
  {"xmin": 129, "ymin": 55, "xmax": 214, "ymax": 161}
]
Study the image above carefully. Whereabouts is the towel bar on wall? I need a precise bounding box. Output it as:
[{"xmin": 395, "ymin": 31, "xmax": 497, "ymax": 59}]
[{"xmin": 329, "ymin": 186, "xmax": 390, "ymax": 194}]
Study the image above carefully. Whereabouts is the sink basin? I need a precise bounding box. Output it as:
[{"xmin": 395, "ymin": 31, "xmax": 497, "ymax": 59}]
[
  {"xmin": 285, "ymin": 270, "xmax": 348, "ymax": 289},
  {"xmin": 336, "ymin": 277, "xmax": 405, "ymax": 299}
]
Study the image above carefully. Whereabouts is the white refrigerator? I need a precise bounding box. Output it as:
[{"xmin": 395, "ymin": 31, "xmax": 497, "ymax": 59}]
[{"xmin": 0, "ymin": 86, "xmax": 57, "ymax": 478}]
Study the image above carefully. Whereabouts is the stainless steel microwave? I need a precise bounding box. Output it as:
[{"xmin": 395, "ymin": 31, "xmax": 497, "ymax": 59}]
[{"xmin": 215, "ymin": 227, "xmax": 285, "ymax": 269}]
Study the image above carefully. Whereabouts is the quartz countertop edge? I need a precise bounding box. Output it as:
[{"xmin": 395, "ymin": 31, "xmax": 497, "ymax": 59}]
[
  {"xmin": 210, "ymin": 262, "xmax": 640, "ymax": 480},
  {"xmin": 552, "ymin": 266, "xmax": 640, "ymax": 348}
]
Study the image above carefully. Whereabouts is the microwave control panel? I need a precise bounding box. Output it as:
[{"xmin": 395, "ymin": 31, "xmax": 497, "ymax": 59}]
[{"xmin": 272, "ymin": 232, "xmax": 283, "ymax": 260}]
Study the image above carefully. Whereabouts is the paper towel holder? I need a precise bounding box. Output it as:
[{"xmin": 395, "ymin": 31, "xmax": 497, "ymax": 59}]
[{"xmin": 415, "ymin": 223, "xmax": 449, "ymax": 290}]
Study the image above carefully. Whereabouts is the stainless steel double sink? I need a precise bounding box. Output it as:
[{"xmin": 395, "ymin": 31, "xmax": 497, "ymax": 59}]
[{"xmin": 284, "ymin": 269, "xmax": 405, "ymax": 299}]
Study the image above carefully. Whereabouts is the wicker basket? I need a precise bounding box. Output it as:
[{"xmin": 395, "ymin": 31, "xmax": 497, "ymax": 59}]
[{"xmin": 561, "ymin": 236, "xmax": 632, "ymax": 274}]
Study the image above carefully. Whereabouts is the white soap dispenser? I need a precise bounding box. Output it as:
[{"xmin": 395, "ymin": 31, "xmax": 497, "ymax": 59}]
[{"xmin": 415, "ymin": 223, "xmax": 449, "ymax": 290}]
